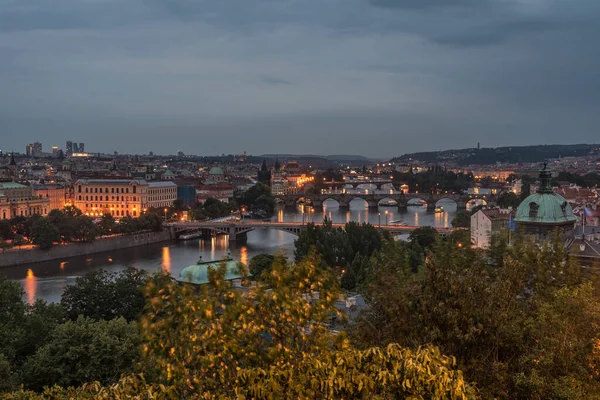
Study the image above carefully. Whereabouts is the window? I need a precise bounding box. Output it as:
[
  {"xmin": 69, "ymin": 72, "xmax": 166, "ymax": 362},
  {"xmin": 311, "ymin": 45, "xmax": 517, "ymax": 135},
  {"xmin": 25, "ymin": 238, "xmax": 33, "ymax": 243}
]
[
  {"xmin": 99, "ymin": 188, "xmax": 103, "ymax": 193},
  {"xmin": 112, "ymin": 188, "xmax": 115, "ymax": 193},
  {"xmin": 529, "ymin": 202, "xmax": 539, "ymax": 218},
  {"xmin": 126, "ymin": 188, "xmax": 129, "ymax": 194},
  {"xmin": 95, "ymin": 188, "xmax": 98, "ymax": 193},
  {"xmin": 86, "ymin": 196, "xmax": 89, "ymax": 201},
  {"xmin": 105, "ymin": 188, "xmax": 109, "ymax": 193},
  {"xmin": 85, "ymin": 188, "xmax": 89, "ymax": 193},
  {"xmin": 79, "ymin": 195, "xmax": 82, "ymax": 200},
  {"xmin": 78, "ymin": 185, "xmax": 82, "ymax": 193},
  {"xmin": 95, "ymin": 196, "xmax": 98, "ymax": 201},
  {"xmin": 133, "ymin": 186, "xmax": 136, "ymax": 193}
]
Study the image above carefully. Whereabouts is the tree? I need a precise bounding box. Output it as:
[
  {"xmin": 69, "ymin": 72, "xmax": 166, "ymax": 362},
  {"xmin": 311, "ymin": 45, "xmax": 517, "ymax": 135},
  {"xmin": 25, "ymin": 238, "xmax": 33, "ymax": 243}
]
[
  {"xmin": 0, "ymin": 239, "xmax": 13, "ymax": 253},
  {"xmin": 61, "ymin": 267, "xmax": 149, "ymax": 322},
  {"xmin": 20, "ymin": 316, "xmax": 140, "ymax": 391},
  {"xmin": 0, "ymin": 354, "xmax": 16, "ymax": 393},
  {"xmin": 248, "ymin": 253, "xmax": 276, "ymax": 278},
  {"xmin": 344, "ymin": 221, "xmax": 382, "ymax": 258},
  {"xmin": 29, "ymin": 217, "xmax": 60, "ymax": 250},
  {"xmin": 350, "ymin": 232, "xmax": 600, "ymax": 399},
  {"xmin": 294, "ymin": 221, "xmax": 353, "ymax": 268},
  {"xmin": 452, "ymin": 210, "xmax": 471, "ymax": 228},
  {"xmin": 408, "ymin": 226, "xmax": 438, "ymax": 251},
  {"xmin": 71, "ymin": 215, "xmax": 100, "ymax": 242},
  {"xmin": 341, "ymin": 264, "xmax": 357, "ymax": 290},
  {"xmin": 138, "ymin": 254, "xmax": 475, "ymax": 398},
  {"xmin": 12, "ymin": 235, "xmax": 26, "ymax": 249},
  {"xmin": 99, "ymin": 213, "xmax": 116, "ymax": 235},
  {"xmin": 496, "ymin": 191, "xmax": 521, "ymax": 209},
  {"xmin": 0, "ymin": 220, "xmax": 14, "ymax": 240}
]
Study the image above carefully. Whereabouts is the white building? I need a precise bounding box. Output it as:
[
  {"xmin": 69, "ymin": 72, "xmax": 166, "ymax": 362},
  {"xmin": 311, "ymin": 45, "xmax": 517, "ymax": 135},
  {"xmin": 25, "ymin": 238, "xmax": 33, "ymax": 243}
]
[{"xmin": 471, "ymin": 208, "xmax": 513, "ymax": 249}]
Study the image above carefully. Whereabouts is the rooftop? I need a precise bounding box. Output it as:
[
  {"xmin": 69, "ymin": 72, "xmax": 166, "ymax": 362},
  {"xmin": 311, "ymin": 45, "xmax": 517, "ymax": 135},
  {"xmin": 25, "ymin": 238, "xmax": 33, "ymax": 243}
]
[{"xmin": 0, "ymin": 182, "xmax": 28, "ymax": 190}]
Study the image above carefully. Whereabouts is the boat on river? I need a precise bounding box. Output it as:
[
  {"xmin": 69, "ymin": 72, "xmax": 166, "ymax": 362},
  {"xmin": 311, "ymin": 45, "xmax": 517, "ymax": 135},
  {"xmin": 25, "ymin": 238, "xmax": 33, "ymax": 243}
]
[
  {"xmin": 379, "ymin": 199, "xmax": 398, "ymax": 207},
  {"xmin": 179, "ymin": 231, "xmax": 203, "ymax": 240},
  {"xmin": 434, "ymin": 206, "xmax": 444, "ymax": 213}
]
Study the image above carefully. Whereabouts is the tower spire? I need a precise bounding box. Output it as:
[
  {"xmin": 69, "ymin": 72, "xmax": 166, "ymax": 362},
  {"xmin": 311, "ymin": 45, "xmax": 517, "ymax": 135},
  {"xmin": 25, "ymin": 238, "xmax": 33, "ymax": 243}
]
[{"xmin": 537, "ymin": 160, "xmax": 553, "ymax": 194}]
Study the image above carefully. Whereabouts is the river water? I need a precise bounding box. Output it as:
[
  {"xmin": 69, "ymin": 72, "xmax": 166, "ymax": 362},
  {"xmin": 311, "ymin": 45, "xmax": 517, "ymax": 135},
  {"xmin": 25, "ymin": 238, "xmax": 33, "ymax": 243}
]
[{"xmin": 3, "ymin": 196, "xmax": 462, "ymax": 303}]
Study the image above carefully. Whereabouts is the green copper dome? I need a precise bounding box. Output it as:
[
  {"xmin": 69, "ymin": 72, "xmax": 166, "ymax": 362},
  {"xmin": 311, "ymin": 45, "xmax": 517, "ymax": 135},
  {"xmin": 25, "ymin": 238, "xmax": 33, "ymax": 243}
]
[
  {"xmin": 515, "ymin": 162, "xmax": 577, "ymax": 225},
  {"xmin": 178, "ymin": 252, "xmax": 247, "ymax": 285}
]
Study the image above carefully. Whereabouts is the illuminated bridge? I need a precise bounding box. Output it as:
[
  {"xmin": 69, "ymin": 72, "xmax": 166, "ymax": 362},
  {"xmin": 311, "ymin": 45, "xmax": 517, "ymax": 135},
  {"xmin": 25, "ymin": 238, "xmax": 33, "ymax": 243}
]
[{"xmin": 168, "ymin": 220, "xmax": 456, "ymax": 242}]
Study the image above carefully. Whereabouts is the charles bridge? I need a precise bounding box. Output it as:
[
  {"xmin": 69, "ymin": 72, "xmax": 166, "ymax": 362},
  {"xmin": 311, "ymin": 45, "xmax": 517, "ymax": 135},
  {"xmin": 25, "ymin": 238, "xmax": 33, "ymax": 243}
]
[{"xmin": 275, "ymin": 192, "xmax": 498, "ymax": 210}]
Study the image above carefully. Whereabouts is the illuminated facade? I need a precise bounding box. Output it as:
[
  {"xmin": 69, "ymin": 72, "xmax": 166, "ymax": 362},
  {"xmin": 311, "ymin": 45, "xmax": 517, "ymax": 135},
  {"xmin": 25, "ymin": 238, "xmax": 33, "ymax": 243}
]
[
  {"xmin": 33, "ymin": 184, "xmax": 68, "ymax": 211},
  {"xmin": 73, "ymin": 179, "xmax": 177, "ymax": 218},
  {"xmin": 0, "ymin": 182, "xmax": 50, "ymax": 219}
]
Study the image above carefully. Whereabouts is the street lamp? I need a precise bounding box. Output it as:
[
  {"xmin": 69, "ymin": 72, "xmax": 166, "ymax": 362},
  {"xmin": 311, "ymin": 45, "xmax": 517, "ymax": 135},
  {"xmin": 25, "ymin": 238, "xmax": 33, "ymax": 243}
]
[
  {"xmin": 385, "ymin": 210, "xmax": 389, "ymax": 226},
  {"xmin": 164, "ymin": 208, "xmax": 168, "ymax": 223},
  {"xmin": 378, "ymin": 212, "xmax": 381, "ymax": 228}
]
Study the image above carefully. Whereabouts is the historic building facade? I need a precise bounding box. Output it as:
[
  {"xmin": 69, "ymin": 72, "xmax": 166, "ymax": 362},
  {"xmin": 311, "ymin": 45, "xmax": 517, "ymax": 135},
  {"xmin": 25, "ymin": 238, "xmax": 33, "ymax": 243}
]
[
  {"xmin": 0, "ymin": 182, "xmax": 50, "ymax": 219},
  {"xmin": 73, "ymin": 179, "xmax": 177, "ymax": 218}
]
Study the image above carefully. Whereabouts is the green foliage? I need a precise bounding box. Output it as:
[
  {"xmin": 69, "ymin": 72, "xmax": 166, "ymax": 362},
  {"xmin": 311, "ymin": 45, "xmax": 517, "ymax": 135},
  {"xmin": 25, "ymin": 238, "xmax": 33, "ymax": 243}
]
[
  {"xmin": 140, "ymin": 254, "xmax": 343, "ymax": 396},
  {"xmin": 248, "ymin": 253, "xmax": 276, "ymax": 278},
  {"xmin": 61, "ymin": 267, "xmax": 149, "ymax": 322},
  {"xmin": 294, "ymin": 221, "xmax": 353, "ymax": 268},
  {"xmin": 496, "ymin": 191, "xmax": 521, "ymax": 208},
  {"xmin": 0, "ymin": 240, "xmax": 13, "ymax": 253},
  {"xmin": 408, "ymin": 226, "xmax": 438, "ymax": 251},
  {"xmin": 29, "ymin": 217, "xmax": 59, "ymax": 249},
  {"xmin": 0, "ymin": 354, "xmax": 16, "ymax": 394},
  {"xmin": 0, "ymin": 220, "xmax": 14, "ymax": 240},
  {"xmin": 340, "ymin": 264, "xmax": 357, "ymax": 291},
  {"xmin": 452, "ymin": 210, "xmax": 471, "ymax": 228},
  {"xmin": 236, "ymin": 183, "xmax": 275, "ymax": 215},
  {"xmin": 294, "ymin": 221, "xmax": 382, "ymax": 273},
  {"xmin": 20, "ymin": 316, "xmax": 140, "ymax": 391},
  {"xmin": 235, "ymin": 344, "xmax": 476, "ymax": 399},
  {"xmin": 350, "ymin": 233, "xmax": 600, "ymax": 399}
]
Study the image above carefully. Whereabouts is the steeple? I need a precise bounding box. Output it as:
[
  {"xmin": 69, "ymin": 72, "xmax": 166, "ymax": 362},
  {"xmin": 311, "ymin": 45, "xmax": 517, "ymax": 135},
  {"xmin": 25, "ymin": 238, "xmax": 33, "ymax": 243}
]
[
  {"xmin": 261, "ymin": 159, "xmax": 268, "ymax": 172},
  {"xmin": 9, "ymin": 152, "xmax": 16, "ymax": 166},
  {"xmin": 537, "ymin": 160, "xmax": 553, "ymax": 194},
  {"xmin": 274, "ymin": 158, "xmax": 281, "ymax": 172}
]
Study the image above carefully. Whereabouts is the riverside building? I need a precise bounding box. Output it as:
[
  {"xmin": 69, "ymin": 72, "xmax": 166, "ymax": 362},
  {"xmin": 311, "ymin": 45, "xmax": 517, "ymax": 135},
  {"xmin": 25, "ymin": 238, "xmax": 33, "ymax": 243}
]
[{"xmin": 73, "ymin": 179, "xmax": 177, "ymax": 218}]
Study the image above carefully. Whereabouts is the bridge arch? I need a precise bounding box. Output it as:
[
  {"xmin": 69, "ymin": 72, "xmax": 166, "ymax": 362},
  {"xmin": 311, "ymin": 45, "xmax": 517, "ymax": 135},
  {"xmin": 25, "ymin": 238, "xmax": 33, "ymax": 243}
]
[
  {"xmin": 407, "ymin": 197, "xmax": 428, "ymax": 207},
  {"xmin": 466, "ymin": 198, "xmax": 487, "ymax": 210},
  {"xmin": 322, "ymin": 198, "xmax": 341, "ymax": 208},
  {"xmin": 377, "ymin": 197, "xmax": 398, "ymax": 207},
  {"xmin": 435, "ymin": 197, "xmax": 458, "ymax": 209},
  {"xmin": 349, "ymin": 197, "xmax": 369, "ymax": 209}
]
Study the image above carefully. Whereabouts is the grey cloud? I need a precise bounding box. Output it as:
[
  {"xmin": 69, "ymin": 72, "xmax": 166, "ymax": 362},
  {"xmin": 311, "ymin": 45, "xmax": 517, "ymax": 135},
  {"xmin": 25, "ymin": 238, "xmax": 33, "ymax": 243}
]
[
  {"xmin": 0, "ymin": 0, "xmax": 599, "ymax": 157},
  {"xmin": 259, "ymin": 76, "xmax": 293, "ymax": 85}
]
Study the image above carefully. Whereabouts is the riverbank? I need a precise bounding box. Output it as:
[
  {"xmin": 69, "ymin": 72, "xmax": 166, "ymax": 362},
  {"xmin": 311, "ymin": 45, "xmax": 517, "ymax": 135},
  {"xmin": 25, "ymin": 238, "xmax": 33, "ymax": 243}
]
[{"xmin": 0, "ymin": 231, "xmax": 172, "ymax": 268}]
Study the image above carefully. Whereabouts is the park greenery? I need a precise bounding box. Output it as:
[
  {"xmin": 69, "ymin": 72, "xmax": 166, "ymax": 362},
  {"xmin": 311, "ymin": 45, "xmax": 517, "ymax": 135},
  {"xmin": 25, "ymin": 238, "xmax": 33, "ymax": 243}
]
[
  {"xmin": 392, "ymin": 166, "xmax": 475, "ymax": 194},
  {"xmin": 1, "ymin": 222, "xmax": 600, "ymax": 398},
  {"xmin": 0, "ymin": 206, "xmax": 163, "ymax": 250}
]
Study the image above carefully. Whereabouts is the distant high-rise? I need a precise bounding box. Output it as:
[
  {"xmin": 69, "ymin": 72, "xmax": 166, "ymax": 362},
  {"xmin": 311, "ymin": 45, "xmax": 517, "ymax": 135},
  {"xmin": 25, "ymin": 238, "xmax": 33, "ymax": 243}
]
[
  {"xmin": 73, "ymin": 143, "xmax": 79, "ymax": 153},
  {"xmin": 52, "ymin": 146, "xmax": 59, "ymax": 158},
  {"xmin": 66, "ymin": 141, "xmax": 73, "ymax": 156},
  {"xmin": 26, "ymin": 143, "xmax": 33, "ymax": 157},
  {"xmin": 33, "ymin": 142, "xmax": 42, "ymax": 157},
  {"xmin": 477, "ymin": 142, "xmax": 481, "ymax": 150},
  {"xmin": 79, "ymin": 143, "xmax": 85, "ymax": 153}
]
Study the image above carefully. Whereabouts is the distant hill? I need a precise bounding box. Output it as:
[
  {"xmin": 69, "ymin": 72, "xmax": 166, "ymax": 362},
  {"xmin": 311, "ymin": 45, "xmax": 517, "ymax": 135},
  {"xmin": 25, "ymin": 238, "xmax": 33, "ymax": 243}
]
[
  {"xmin": 260, "ymin": 154, "xmax": 371, "ymax": 163},
  {"xmin": 393, "ymin": 144, "xmax": 600, "ymax": 165}
]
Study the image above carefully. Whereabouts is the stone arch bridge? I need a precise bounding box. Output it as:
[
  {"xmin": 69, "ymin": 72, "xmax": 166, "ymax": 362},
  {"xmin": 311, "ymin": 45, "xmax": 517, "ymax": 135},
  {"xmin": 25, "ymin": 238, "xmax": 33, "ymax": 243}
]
[{"xmin": 276, "ymin": 193, "xmax": 497, "ymax": 210}]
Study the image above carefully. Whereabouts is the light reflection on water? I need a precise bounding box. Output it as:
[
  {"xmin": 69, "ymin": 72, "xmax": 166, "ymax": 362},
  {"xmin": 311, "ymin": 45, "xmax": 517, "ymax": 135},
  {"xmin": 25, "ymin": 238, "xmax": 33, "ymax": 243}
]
[{"xmin": 7, "ymin": 199, "xmax": 458, "ymax": 304}]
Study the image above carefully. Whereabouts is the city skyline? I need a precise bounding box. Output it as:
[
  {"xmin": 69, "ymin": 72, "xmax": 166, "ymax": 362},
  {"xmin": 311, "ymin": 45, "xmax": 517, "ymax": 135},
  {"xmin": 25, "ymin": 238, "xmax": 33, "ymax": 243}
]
[{"xmin": 1, "ymin": 0, "xmax": 599, "ymax": 157}]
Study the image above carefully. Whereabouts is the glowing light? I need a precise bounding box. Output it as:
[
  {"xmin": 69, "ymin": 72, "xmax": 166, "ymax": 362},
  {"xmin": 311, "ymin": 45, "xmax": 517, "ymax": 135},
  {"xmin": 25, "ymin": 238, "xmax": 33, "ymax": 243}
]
[
  {"xmin": 25, "ymin": 268, "xmax": 36, "ymax": 304},
  {"xmin": 161, "ymin": 247, "xmax": 171, "ymax": 273},
  {"xmin": 240, "ymin": 246, "xmax": 248, "ymax": 266},
  {"xmin": 59, "ymin": 261, "xmax": 67, "ymax": 269}
]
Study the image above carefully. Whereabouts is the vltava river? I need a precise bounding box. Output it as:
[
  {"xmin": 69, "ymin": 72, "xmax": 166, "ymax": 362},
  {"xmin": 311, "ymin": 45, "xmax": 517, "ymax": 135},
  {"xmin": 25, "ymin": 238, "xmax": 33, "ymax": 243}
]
[{"xmin": 4, "ymin": 197, "xmax": 462, "ymax": 303}]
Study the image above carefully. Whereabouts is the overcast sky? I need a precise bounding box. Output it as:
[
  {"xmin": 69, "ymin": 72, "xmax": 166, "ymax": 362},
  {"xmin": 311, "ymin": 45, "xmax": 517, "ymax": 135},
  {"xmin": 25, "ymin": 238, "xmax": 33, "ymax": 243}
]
[{"xmin": 1, "ymin": 0, "xmax": 598, "ymax": 157}]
